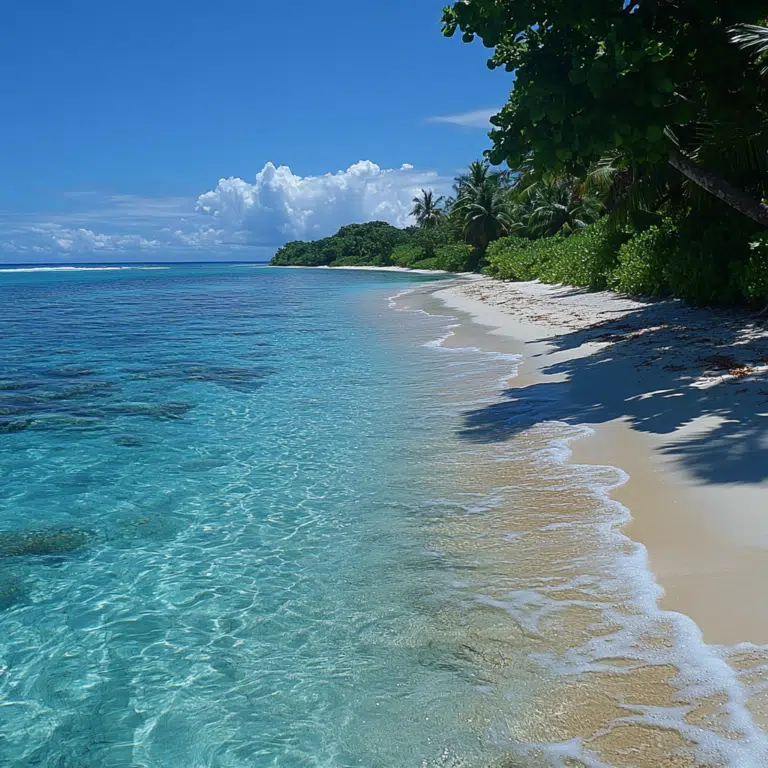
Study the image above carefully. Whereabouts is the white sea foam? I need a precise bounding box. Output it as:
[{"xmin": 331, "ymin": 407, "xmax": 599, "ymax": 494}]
[
  {"xmin": 0, "ymin": 266, "xmax": 170, "ymax": 273},
  {"xmin": 389, "ymin": 286, "xmax": 768, "ymax": 766}
]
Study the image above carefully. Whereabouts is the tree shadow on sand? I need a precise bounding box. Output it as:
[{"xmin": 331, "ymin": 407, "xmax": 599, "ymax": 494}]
[{"xmin": 458, "ymin": 299, "xmax": 768, "ymax": 485}]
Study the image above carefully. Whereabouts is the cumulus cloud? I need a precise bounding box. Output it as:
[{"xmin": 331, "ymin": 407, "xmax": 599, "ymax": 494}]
[
  {"xmin": 49, "ymin": 227, "xmax": 161, "ymax": 252},
  {"xmin": 1, "ymin": 160, "xmax": 449, "ymax": 260},
  {"xmin": 195, "ymin": 161, "xmax": 445, "ymax": 245},
  {"xmin": 427, "ymin": 108, "xmax": 499, "ymax": 128}
]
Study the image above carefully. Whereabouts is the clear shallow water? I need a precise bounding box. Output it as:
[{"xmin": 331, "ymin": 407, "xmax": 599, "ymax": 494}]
[
  {"xmin": 4, "ymin": 266, "xmax": 768, "ymax": 768},
  {"xmin": 0, "ymin": 265, "xmax": 517, "ymax": 767}
]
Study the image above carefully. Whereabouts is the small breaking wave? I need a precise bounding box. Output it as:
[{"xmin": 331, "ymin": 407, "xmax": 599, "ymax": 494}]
[
  {"xmin": 0, "ymin": 266, "xmax": 170, "ymax": 273},
  {"xmin": 389, "ymin": 285, "xmax": 768, "ymax": 767}
]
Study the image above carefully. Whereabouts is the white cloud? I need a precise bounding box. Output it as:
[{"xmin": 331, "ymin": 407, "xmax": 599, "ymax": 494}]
[
  {"xmin": 195, "ymin": 161, "xmax": 446, "ymax": 245},
  {"xmin": 39, "ymin": 226, "xmax": 161, "ymax": 252},
  {"xmin": 165, "ymin": 226, "xmax": 227, "ymax": 247},
  {"xmin": 427, "ymin": 108, "xmax": 499, "ymax": 128},
  {"xmin": 1, "ymin": 161, "xmax": 450, "ymax": 260}
]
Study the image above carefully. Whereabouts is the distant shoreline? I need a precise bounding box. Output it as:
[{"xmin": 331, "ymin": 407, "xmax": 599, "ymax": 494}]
[{"xmin": 274, "ymin": 264, "xmax": 456, "ymax": 275}]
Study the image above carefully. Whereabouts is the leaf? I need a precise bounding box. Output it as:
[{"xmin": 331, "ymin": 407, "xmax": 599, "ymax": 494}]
[
  {"xmin": 568, "ymin": 68, "xmax": 587, "ymax": 85},
  {"xmin": 646, "ymin": 125, "xmax": 663, "ymax": 142}
]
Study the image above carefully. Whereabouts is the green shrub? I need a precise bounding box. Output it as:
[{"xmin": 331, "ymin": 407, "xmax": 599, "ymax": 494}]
[
  {"xmin": 662, "ymin": 250, "xmax": 730, "ymax": 305},
  {"xmin": 733, "ymin": 234, "xmax": 768, "ymax": 306},
  {"xmin": 390, "ymin": 244, "xmax": 425, "ymax": 268},
  {"xmin": 485, "ymin": 236, "xmax": 547, "ymax": 280},
  {"xmin": 665, "ymin": 219, "xmax": 749, "ymax": 305},
  {"xmin": 434, "ymin": 243, "xmax": 475, "ymax": 272},
  {"xmin": 611, "ymin": 219, "xmax": 678, "ymax": 296},
  {"xmin": 331, "ymin": 253, "xmax": 387, "ymax": 267},
  {"xmin": 410, "ymin": 257, "xmax": 440, "ymax": 270},
  {"xmin": 408, "ymin": 221, "xmax": 458, "ymax": 259},
  {"xmin": 537, "ymin": 222, "xmax": 626, "ymax": 290},
  {"xmin": 273, "ymin": 206, "xmax": 765, "ymax": 306},
  {"xmin": 612, "ymin": 216, "xmax": 758, "ymax": 305}
]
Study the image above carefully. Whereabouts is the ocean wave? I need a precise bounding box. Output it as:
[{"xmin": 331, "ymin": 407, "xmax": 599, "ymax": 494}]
[{"xmin": 0, "ymin": 266, "xmax": 170, "ymax": 273}]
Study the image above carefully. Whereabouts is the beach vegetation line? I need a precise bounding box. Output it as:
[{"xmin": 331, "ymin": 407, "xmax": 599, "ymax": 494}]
[{"xmin": 273, "ymin": 4, "xmax": 768, "ymax": 306}]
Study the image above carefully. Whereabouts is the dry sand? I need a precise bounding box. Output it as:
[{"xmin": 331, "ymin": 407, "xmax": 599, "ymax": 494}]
[
  {"xmin": 318, "ymin": 265, "xmax": 453, "ymax": 274},
  {"xmin": 433, "ymin": 277, "xmax": 768, "ymax": 647}
]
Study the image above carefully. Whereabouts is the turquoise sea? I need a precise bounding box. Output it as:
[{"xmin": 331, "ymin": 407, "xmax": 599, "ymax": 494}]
[
  {"xmin": 0, "ymin": 265, "xmax": 522, "ymax": 767},
  {"xmin": 6, "ymin": 265, "xmax": 768, "ymax": 768}
]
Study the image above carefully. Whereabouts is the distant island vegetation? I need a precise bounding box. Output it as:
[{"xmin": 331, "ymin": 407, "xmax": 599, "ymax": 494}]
[{"xmin": 272, "ymin": 5, "xmax": 768, "ymax": 308}]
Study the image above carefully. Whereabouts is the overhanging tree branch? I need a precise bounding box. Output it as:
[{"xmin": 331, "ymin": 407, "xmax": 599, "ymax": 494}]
[{"xmin": 668, "ymin": 149, "xmax": 768, "ymax": 228}]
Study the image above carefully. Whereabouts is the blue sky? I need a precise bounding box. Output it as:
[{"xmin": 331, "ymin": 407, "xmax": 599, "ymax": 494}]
[{"xmin": 0, "ymin": 1, "xmax": 511, "ymax": 262}]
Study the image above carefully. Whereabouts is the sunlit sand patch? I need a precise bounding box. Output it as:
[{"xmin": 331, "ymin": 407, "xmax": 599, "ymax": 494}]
[
  {"xmin": 586, "ymin": 723, "xmax": 697, "ymax": 767},
  {"xmin": 720, "ymin": 646, "xmax": 768, "ymax": 729},
  {"xmin": 685, "ymin": 692, "xmax": 743, "ymax": 740}
]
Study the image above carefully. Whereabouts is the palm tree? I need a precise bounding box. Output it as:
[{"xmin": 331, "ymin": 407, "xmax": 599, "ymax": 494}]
[
  {"xmin": 452, "ymin": 179, "xmax": 516, "ymax": 259},
  {"xmin": 411, "ymin": 189, "xmax": 444, "ymax": 229},
  {"xmin": 525, "ymin": 178, "xmax": 603, "ymax": 237},
  {"xmin": 584, "ymin": 154, "xmax": 677, "ymax": 231},
  {"xmin": 454, "ymin": 160, "xmax": 512, "ymax": 200},
  {"xmin": 454, "ymin": 160, "xmax": 489, "ymax": 197}
]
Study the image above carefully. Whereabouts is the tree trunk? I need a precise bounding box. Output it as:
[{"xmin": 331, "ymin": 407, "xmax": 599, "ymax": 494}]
[{"xmin": 668, "ymin": 149, "xmax": 768, "ymax": 228}]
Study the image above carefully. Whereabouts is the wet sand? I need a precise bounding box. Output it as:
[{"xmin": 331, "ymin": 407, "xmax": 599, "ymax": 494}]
[
  {"xmin": 434, "ymin": 278, "xmax": 768, "ymax": 648},
  {"xmin": 388, "ymin": 277, "xmax": 768, "ymax": 764}
]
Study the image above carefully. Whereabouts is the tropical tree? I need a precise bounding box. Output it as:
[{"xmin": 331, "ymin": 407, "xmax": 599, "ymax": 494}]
[
  {"xmin": 584, "ymin": 154, "xmax": 680, "ymax": 231},
  {"xmin": 452, "ymin": 179, "xmax": 515, "ymax": 261},
  {"xmin": 524, "ymin": 178, "xmax": 603, "ymax": 237},
  {"xmin": 411, "ymin": 189, "xmax": 444, "ymax": 229},
  {"xmin": 454, "ymin": 160, "xmax": 511, "ymax": 199},
  {"xmin": 454, "ymin": 160, "xmax": 490, "ymax": 198},
  {"xmin": 442, "ymin": 0, "xmax": 768, "ymax": 227}
]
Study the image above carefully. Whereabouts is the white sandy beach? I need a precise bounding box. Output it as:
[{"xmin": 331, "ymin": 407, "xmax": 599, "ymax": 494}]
[
  {"xmin": 384, "ymin": 275, "xmax": 768, "ymax": 764},
  {"xmin": 298, "ymin": 265, "xmax": 453, "ymax": 275},
  {"xmin": 435, "ymin": 277, "xmax": 768, "ymax": 648}
]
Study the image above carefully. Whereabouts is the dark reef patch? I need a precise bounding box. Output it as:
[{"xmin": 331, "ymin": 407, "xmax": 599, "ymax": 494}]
[
  {"xmin": 0, "ymin": 407, "xmax": 27, "ymax": 417},
  {"xmin": 0, "ymin": 572, "xmax": 25, "ymax": 610},
  {"xmin": 0, "ymin": 527, "xmax": 92, "ymax": 559},
  {"xmin": 182, "ymin": 364, "xmax": 273, "ymax": 390},
  {"xmin": 106, "ymin": 401, "xmax": 195, "ymax": 420},
  {"xmin": 125, "ymin": 362, "xmax": 273, "ymax": 390},
  {"xmin": 40, "ymin": 366, "xmax": 96, "ymax": 378},
  {"xmin": 113, "ymin": 435, "xmax": 145, "ymax": 447},
  {"xmin": 27, "ymin": 415, "xmax": 104, "ymax": 431},
  {"xmin": 0, "ymin": 420, "xmax": 31, "ymax": 434},
  {"xmin": 0, "ymin": 380, "xmax": 38, "ymax": 392}
]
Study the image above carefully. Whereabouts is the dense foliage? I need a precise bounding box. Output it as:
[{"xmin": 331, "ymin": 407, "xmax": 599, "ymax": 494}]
[
  {"xmin": 270, "ymin": 160, "xmax": 604, "ymax": 273},
  {"xmin": 271, "ymin": 222, "xmax": 410, "ymax": 267},
  {"xmin": 269, "ymin": 146, "xmax": 768, "ymax": 302},
  {"xmin": 442, "ymin": 0, "xmax": 768, "ymax": 227},
  {"xmin": 485, "ymin": 216, "xmax": 768, "ymax": 305},
  {"xmin": 486, "ymin": 223, "xmax": 626, "ymax": 290},
  {"xmin": 271, "ymin": 4, "xmax": 768, "ymax": 308},
  {"xmin": 271, "ymin": 7, "xmax": 768, "ymax": 309}
]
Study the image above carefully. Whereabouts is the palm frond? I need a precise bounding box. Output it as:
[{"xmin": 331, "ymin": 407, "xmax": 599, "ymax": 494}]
[
  {"xmin": 729, "ymin": 24, "xmax": 768, "ymax": 76},
  {"xmin": 585, "ymin": 152, "xmax": 626, "ymax": 196},
  {"xmin": 605, "ymin": 166, "xmax": 675, "ymax": 230},
  {"xmin": 729, "ymin": 24, "xmax": 768, "ymax": 56}
]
